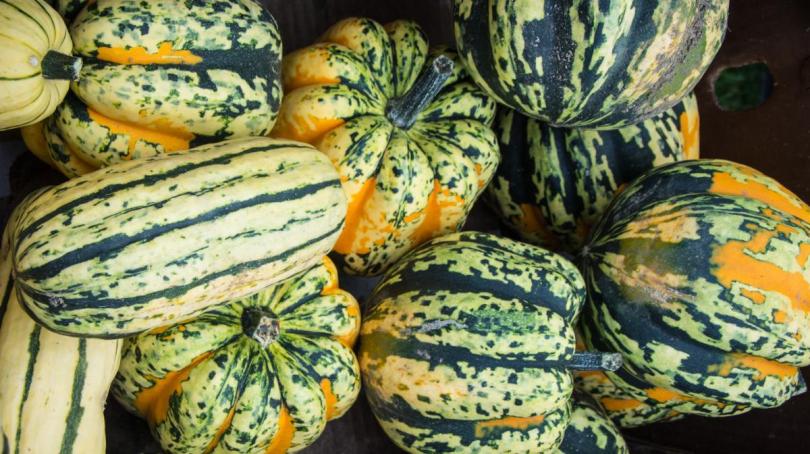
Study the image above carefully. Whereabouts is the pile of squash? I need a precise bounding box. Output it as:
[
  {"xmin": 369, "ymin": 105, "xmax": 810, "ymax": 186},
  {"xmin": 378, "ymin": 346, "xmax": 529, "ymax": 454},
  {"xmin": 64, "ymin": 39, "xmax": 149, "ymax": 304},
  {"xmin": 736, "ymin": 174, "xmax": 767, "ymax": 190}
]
[{"xmin": 0, "ymin": 1, "xmax": 807, "ymax": 453}]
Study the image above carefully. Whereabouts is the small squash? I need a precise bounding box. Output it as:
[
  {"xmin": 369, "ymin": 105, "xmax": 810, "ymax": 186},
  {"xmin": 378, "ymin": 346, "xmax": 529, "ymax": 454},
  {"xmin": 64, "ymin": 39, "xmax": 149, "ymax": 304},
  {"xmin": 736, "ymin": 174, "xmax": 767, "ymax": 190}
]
[
  {"xmin": 581, "ymin": 159, "xmax": 810, "ymax": 420},
  {"xmin": 113, "ymin": 257, "xmax": 360, "ymax": 454},
  {"xmin": 453, "ymin": 0, "xmax": 728, "ymax": 129},
  {"xmin": 556, "ymin": 389, "xmax": 628, "ymax": 454},
  {"xmin": 272, "ymin": 18, "xmax": 499, "ymax": 276},
  {"xmin": 360, "ymin": 232, "xmax": 621, "ymax": 453}
]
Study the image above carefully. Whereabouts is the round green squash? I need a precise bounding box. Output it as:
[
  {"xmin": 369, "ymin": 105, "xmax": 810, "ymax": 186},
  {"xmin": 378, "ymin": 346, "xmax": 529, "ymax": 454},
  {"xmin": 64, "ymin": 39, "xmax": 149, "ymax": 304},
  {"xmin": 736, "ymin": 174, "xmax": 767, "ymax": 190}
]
[
  {"xmin": 555, "ymin": 389, "xmax": 628, "ymax": 454},
  {"xmin": 453, "ymin": 0, "xmax": 728, "ymax": 129},
  {"xmin": 360, "ymin": 231, "xmax": 621, "ymax": 453},
  {"xmin": 272, "ymin": 18, "xmax": 500, "ymax": 276},
  {"xmin": 580, "ymin": 159, "xmax": 810, "ymax": 422},
  {"xmin": 487, "ymin": 93, "xmax": 699, "ymax": 251},
  {"xmin": 113, "ymin": 257, "xmax": 361, "ymax": 454}
]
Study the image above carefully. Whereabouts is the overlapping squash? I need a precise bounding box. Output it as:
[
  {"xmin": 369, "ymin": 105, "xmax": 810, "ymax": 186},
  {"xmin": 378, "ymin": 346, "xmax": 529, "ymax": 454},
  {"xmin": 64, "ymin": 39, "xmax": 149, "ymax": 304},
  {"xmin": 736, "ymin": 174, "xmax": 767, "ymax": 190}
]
[
  {"xmin": 487, "ymin": 93, "xmax": 699, "ymax": 250},
  {"xmin": 556, "ymin": 390, "xmax": 628, "ymax": 454},
  {"xmin": 453, "ymin": 0, "xmax": 728, "ymax": 129},
  {"xmin": 360, "ymin": 232, "xmax": 621, "ymax": 453},
  {"xmin": 581, "ymin": 159, "xmax": 810, "ymax": 422},
  {"xmin": 113, "ymin": 257, "xmax": 360, "ymax": 454},
  {"xmin": 11, "ymin": 137, "xmax": 347, "ymax": 338},
  {"xmin": 272, "ymin": 18, "xmax": 499, "ymax": 276}
]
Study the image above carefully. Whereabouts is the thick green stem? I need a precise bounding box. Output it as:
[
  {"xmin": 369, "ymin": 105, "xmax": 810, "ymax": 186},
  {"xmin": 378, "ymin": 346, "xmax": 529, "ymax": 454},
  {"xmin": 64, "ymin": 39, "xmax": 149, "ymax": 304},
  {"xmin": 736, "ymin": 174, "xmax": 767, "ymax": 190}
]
[
  {"xmin": 565, "ymin": 351, "xmax": 623, "ymax": 371},
  {"xmin": 241, "ymin": 308, "xmax": 280, "ymax": 348},
  {"xmin": 386, "ymin": 55, "xmax": 454, "ymax": 129},
  {"xmin": 41, "ymin": 50, "xmax": 82, "ymax": 81}
]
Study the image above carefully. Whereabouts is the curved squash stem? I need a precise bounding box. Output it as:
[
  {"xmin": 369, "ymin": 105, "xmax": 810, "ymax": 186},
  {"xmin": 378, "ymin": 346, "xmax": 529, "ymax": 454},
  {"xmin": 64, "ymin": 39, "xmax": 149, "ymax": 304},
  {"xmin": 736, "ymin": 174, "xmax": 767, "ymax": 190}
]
[
  {"xmin": 41, "ymin": 50, "xmax": 82, "ymax": 81},
  {"xmin": 386, "ymin": 55, "xmax": 454, "ymax": 129},
  {"xmin": 565, "ymin": 351, "xmax": 622, "ymax": 372},
  {"xmin": 241, "ymin": 308, "xmax": 280, "ymax": 348}
]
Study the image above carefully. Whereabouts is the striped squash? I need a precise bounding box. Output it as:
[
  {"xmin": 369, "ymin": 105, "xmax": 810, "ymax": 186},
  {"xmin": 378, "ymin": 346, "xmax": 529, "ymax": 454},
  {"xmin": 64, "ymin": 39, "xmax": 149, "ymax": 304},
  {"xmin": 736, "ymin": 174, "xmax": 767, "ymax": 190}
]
[
  {"xmin": 453, "ymin": 0, "xmax": 728, "ymax": 129},
  {"xmin": 360, "ymin": 232, "xmax": 621, "ymax": 453},
  {"xmin": 272, "ymin": 18, "xmax": 499, "ymax": 276},
  {"xmin": 556, "ymin": 389, "xmax": 628, "ymax": 454},
  {"xmin": 0, "ymin": 190, "xmax": 122, "ymax": 454},
  {"xmin": 113, "ymin": 257, "xmax": 360, "ymax": 454},
  {"xmin": 0, "ymin": 0, "xmax": 81, "ymax": 131},
  {"xmin": 487, "ymin": 93, "xmax": 700, "ymax": 251},
  {"xmin": 11, "ymin": 137, "xmax": 347, "ymax": 338},
  {"xmin": 580, "ymin": 159, "xmax": 810, "ymax": 421}
]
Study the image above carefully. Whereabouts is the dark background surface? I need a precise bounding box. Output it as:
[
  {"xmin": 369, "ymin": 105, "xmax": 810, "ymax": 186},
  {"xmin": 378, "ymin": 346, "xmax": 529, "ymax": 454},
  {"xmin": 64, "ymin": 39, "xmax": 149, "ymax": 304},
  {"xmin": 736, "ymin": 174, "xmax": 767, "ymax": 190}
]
[{"xmin": 1, "ymin": 1, "xmax": 809, "ymax": 453}]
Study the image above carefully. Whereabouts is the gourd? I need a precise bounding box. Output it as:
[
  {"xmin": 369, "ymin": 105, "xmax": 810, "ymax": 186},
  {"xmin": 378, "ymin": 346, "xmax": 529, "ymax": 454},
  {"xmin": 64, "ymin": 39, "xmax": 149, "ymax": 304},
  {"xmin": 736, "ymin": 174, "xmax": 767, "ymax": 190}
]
[
  {"xmin": 360, "ymin": 231, "xmax": 621, "ymax": 453},
  {"xmin": 453, "ymin": 0, "xmax": 728, "ymax": 129},
  {"xmin": 11, "ymin": 137, "xmax": 347, "ymax": 338},
  {"xmin": 580, "ymin": 159, "xmax": 810, "ymax": 422},
  {"xmin": 46, "ymin": 0, "xmax": 87, "ymax": 21},
  {"xmin": 487, "ymin": 93, "xmax": 699, "ymax": 250},
  {"xmin": 272, "ymin": 18, "xmax": 500, "ymax": 276},
  {"xmin": 556, "ymin": 390, "xmax": 628, "ymax": 454},
  {"xmin": 113, "ymin": 257, "xmax": 360, "ymax": 454},
  {"xmin": 0, "ymin": 0, "xmax": 81, "ymax": 131},
  {"xmin": 0, "ymin": 190, "xmax": 122, "ymax": 454}
]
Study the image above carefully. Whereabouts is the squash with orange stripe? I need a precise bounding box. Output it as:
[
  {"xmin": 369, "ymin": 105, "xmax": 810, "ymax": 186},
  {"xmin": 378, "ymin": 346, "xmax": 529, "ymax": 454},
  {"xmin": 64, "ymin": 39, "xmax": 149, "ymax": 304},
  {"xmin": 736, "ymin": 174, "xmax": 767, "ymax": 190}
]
[
  {"xmin": 112, "ymin": 257, "xmax": 361, "ymax": 454},
  {"xmin": 580, "ymin": 159, "xmax": 810, "ymax": 423},
  {"xmin": 272, "ymin": 17, "xmax": 499, "ymax": 276}
]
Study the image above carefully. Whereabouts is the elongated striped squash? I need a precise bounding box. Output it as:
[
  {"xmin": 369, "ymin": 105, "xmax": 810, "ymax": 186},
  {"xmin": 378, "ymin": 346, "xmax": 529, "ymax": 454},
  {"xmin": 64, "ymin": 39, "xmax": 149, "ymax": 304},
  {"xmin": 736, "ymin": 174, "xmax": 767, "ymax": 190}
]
[
  {"xmin": 11, "ymin": 137, "xmax": 347, "ymax": 338},
  {"xmin": 272, "ymin": 18, "xmax": 499, "ymax": 276},
  {"xmin": 0, "ymin": 191, "xmax": 122, "ymax": 454},
  {"xmin": 360, "ymin": 232, "xmax": 621, "ymax": 453},
  {"xmin": 453, "ymin": 0, "xmax": 728, "ymax": 129},
  {"xmin": 580, "ymin": 159, "xmax": 810, "ymax": 423},
  {"xmin": 0, "ymin": 0, "xmax": 81, "ymax": 131},
  {"xmin": 113, "ymin": 257, "xmax": 360, "ymax": 454},
  {"xmin": 556, "ymin": 389, "xmax": 628, "ymax": 454},
  {"xmin": 487, "ymin": 93, "xmax": 699, "ymax": 251}
]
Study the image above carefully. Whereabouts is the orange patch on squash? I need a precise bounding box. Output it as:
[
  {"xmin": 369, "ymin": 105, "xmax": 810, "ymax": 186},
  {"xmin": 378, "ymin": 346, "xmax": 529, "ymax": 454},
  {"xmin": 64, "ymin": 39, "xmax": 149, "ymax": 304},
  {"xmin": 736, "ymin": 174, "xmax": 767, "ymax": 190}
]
[
  {"xmin": 97, "ymin": 42, "xmax": 202, "ymax": 65},
  {"xmin": 283, "ymin": 47, "xmax": 341, "ymax": 91},
  {"xmin": 710, "ymin": 171, "xmax": 810, "ymax": 224},
  {"xmin": 601, "ymin": 397, "xmax": 645, "ymax": 412},
  {"xmin": 88, "ymin": 108, "xmax": 193, "ymax": 155},
  {"xmin": 265, "ymin": 406, "xmax": 295, "ymax": 454},
  {"xmin": 204, "ymin": 404, "xmax": 237, "ymax": 454},
  {"xmin": 773, "ymin": 310, "xmax": 789, "ymax": 324},
  {"xmin": 797, "ymin": 243, "xmax": 810, "ymax": 267},
  {"xmin": 679, "ymin": 111, "xmax": 700, "ymax": 160},
  {"xmin": 333, "ymin": 178, "xmax": 376, "ymax": 255},
  {"xmin": 276, "ymin": 115, "xmax": 345, "ymax": 147},
  {"xmin": 134, "ymin": 352, "xmax": 213, "ymax": 426},
  {"xmin": 518, "ymin": 203, "xmax": 558, "ymax": 248},
  {"xmin": 474, "ymin": 414, "xmax": 545, "ymax": 438},
  {"xmin": 741, "ymin": 288, "xmax": 766, "ymax": 304},
  {"xmin": 320, "ymin": 379, "xmax": 338, "ymax": 420},
  {"xmin": 711, "ymin": 353, "xmax": 797, "ymax": 381}
]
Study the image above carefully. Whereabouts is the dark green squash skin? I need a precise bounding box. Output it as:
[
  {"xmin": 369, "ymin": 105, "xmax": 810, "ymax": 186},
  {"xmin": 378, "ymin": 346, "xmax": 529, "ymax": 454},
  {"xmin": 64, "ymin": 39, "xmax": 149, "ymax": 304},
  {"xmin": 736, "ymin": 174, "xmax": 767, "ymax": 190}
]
[
  {"xmin": 556, "ymin": 389, "xmax": 628, "ymax": 454},
  {"xmin": 46, "ymin": 0, "xmax": 87, "ymax": 22},
  {"xmin": 453, "ymin": 0, "xmax": 728, "ymax": 129}
]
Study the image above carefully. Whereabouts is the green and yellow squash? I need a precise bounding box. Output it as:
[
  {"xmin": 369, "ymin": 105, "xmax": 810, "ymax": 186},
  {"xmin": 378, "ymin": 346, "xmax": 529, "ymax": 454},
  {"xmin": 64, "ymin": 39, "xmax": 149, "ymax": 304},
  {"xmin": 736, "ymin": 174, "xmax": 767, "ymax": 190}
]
[
  {"xmin": 113, "ymin": 257, "xmax": 360, "ymax": 454},
  {"xmin": 360, "ymin": 231, "xmax": 621, "ymax": 453},
  {"xmin": 556, "ymin": 389, "xmax": 628, "ymax": 454},
  {"xmin": 453, "ymin": 0, "xmax": 728, "ymax": 129},
  {"xmin": 487, "ymin": 93, "xmax": 699, "ymax": 251},
  {"xmin": 272, "ymin": 18, "xmax": 499, "ymax": 276},
  {"xmin": 580, "ymin": 159, "xmax": 810, "ymax": 424},
  {"xmin": 0, "ymin": 0, "xmax": 81, "ymax": 131},
  {"xmin": 11, "ymin": 137, "xmax": 347, "ymax": 338},
  {"xmin": 45, "ymin": 0, "xmax": 86, "ymax": 21}
]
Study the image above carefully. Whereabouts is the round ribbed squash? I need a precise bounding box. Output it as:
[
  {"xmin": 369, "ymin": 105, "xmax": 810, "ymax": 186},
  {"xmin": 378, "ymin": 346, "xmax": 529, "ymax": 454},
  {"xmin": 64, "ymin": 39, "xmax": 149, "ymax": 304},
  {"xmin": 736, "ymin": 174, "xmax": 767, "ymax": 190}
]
[
  {"xmin": 453, "ymin": 0, "xmax": 728, "ymax": 129},
  {"xmin": 556, "ymin": 389, "xmax": 628, "ymax": 454},
  {"xmin": 272, "ymin": 18, "xmax": 499, "ymax": 276},
  {"xmin": 113, "ymin": 257, "xmax": 360, "ymax": 454},
  {"xmin": 0, "ymin": 0, "xmax": 81, "ymax": 131},
  {"xmin": 360, "ymin": 232, "xmax": 621, "ymax": 453},
  {"xmin": 580, "ymin": 159, "xmax": 810, "ymax": 421}
]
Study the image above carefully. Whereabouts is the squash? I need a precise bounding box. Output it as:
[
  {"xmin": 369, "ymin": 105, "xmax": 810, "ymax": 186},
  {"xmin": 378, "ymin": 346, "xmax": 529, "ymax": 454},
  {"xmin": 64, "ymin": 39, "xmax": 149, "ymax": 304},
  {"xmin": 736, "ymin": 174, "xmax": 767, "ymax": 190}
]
[
  {"xmin": 360, "ymin": 231, "xmax": 621, "ymax": 453},
  {"xmin": 46, "ymin": 0, "xmax": 86, "ymax": 21},
  {"xmin": 556, "ymin": 389, "xmax": 628, "ymax": 454},
  {"xmin": 0, "ymin": 0, "xmax": 81, "ymax": 131},
  {"xmin": 11, "ymin": 137, "xmax": 347, "ymax": 338},
  {"xmin": 113, "ymin": 257, "xmax": 360, "ymax": 454},
  {"xmin": 580, "ymin": 159, "xmax": 810, "ymax": 421},
  {"xmin": 487, "ymin": 93, "xmax": 699, "ymax": 251},
  {"xmin": 453, "ymin": 0, "xmax": 728, "ymax": 129},
  {"xmin": 0, "ymin": 190, "xmax": 122, "ymax": 454},
  {"xmin": 272, "ymin": 18, "xmax": 499, "ymax": 276}
]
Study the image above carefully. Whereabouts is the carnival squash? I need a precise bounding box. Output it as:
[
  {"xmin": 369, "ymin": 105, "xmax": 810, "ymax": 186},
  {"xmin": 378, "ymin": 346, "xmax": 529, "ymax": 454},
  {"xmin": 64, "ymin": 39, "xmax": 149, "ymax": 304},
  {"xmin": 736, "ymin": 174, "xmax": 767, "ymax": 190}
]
[
  {"xmin": 45, "ymin": 0, "xmax": 86, "ymax": 21},
  {"xmin": 453, "ymin": 0, "xmax": 728, "ymax": 129},
  {"xmin": 556, "ymin": 389, "xmax": 628, "ymax": 454},
  {"xmin": 272, "ymin": 18, "xmax": 499, "ymax": 276}
]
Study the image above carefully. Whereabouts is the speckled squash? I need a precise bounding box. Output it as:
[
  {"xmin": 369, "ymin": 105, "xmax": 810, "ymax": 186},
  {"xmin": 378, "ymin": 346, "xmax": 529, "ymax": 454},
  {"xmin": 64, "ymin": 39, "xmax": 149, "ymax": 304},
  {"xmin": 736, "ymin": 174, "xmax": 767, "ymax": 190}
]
[
  {"xmin": 0, "ymin": 0, "xmax": 82, "ymax": 131},
  {"xmin": 45, "ymin": 0, "xmax": 87, "ymax": 21},
  {"xmin": 453, "ymin": 0, "xmax": 728, "ymax": 129},
  {"xmin": 360, "ymin": 231, "xmax": 621, "ymax": 453},
  {"xmin": 113, "ymin": 257, "xmax": 360, "ymax": 454},
  {"xmin": 555, "ymin": 389, "xmax": 628, "ymax": 454},
  {"xmin": 11, "ymin": 137, "xmax": 347, "ymax": 338},
  {"xmin": 487, "ymin": 93, "xmax": 699, "ymax": 251},
  {"xmin": 272, "ymin": 18, "xmax": 500, "ymax": 276},
  {"xmin": 580, "ymin": 159, "xmax": 810, "ymax": 422}
]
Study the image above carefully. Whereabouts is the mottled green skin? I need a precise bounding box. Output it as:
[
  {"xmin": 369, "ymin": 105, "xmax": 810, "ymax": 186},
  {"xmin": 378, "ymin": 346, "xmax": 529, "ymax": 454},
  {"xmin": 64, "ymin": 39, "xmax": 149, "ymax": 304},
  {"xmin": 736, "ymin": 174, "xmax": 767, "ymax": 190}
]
[
  {"xmin": 113, "ymin": 259, "xmax": 360, "ymax": 454},
  {"xmin": 556, "ymin": 390, "xmax": 628, "ymax": 454},
  {"xmin": 581, "ymin": 160, "xmax": 810, "ymax": 422},
  {"xmin": 453, "ymin": 0, "xmax": 728, "ymax": 129},
  {"xmin": 487, "ymin": 93, "xmax": 699, "ymax": 251},
  {"xmin": 46, "ymin": 0, "xmax": 86, "ymax": 21},
  {"xmin": 360, "ymin": 232, "xmax": 589, "ymax": 453}
]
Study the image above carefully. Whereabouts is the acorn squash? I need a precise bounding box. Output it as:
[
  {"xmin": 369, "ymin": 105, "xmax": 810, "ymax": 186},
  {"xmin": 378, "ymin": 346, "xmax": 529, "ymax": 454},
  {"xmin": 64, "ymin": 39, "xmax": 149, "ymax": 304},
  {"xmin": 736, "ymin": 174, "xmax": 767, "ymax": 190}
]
[{"xmin": 556, "ymin": 389, "xmax": 628, "ymax": 454}]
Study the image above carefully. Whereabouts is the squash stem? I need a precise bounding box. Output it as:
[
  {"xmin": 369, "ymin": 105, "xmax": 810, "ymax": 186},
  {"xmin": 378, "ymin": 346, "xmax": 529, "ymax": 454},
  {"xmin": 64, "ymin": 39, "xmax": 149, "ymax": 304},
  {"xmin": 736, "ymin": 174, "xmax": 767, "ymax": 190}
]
[
  {"xmin": 241, "ymin": 308, "xmax": 280, "ymax": 348},
  {"xmin": 41, "ymin": 50, "xmax": 82, "ymax": 81},
  {"xmin": 565, "ymin": 352, "xmax": 623, "ymax": 371},
  {"xmin": 386, "ymin": 55, "xmax": 454, "ymax": 129}
]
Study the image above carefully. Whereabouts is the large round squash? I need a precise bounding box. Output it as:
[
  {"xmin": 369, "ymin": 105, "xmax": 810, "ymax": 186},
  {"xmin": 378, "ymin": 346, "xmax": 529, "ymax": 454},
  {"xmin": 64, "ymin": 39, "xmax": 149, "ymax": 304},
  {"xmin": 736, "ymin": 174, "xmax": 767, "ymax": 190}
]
[
  {"xmin": 487, "ymin": 93, "xmax": 699, "ymax": 251},
  {"xmin": 453, "ymin": 0, "xmax": 728, "ymax": 129},
  {"xmin": 113, "ymin": 257, "xmax": 360, "ymax": 454},
  {"xmin": 580, "ymin": 159, "xmax": 810, "ymax": 420},
  {"xmin": 272, "ymin": 18, "xmax": 500, "ymax": 276},
  {"xmin": 360, "ymin": 232, "xmax": 621, "ymax": 453},
  {"xmin": 556, "ymin": 389, "xmax": 628, "ymax": 454}
]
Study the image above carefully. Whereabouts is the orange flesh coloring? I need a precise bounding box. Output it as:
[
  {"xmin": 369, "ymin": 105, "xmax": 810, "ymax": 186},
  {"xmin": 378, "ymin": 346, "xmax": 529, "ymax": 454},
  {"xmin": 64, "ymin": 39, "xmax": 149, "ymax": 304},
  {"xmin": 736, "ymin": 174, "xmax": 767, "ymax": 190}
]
[
  {"xmin": 333, "ymin": 178, "xmax": 376, "ymax": 255},
  {"xmin": 88, "ymin": 108, "xmax": 193, "ymax": 154},
  {"xmin": 265, "ymin": 406, "xmax": 295, "ymax": 454},
  {"xmin": 601, "ymin": 397, "xmax": 645, "ymax": 411},
  {"xmin": 134, "ymin": 352, "xmax": 213, "ymax": 426},
  {"xmin": 320, "ymin": 379, "xmax": 338, "ymax": 420},
  {"xmin": 712, "ymin": 353, "xmax": 797, "ymax": 381},
  {"xmin": 410, "ymin": 179, "xmax": 444, "ymax": 246},
  {"xmin": 319, "ymin": 257, "xmax": 361, "ymax": 347},
  {"xmin": 710, "ymin": 171, "xmax": 810, "ymax": 223},
  {"xmin": 274, "ymin": 115, "xmax": 344, "ymax": 144},
  {"xmin": 474, "ymin": 414, "xmax": 545, "ymax": 438},
  {"xmin": 97, "ymin": 42, "xmax": 202, "ymax": 65},
  {"xmin": 679, "ymin": 111, "xmax": 700, "ymax": 160},
  {"xmin": 283, "ymin": 48, "xmax": 341, "ymax": 91},
  {"xmin": 203, "ymin": 404, "xmax": 237, "ymax": 454}
]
